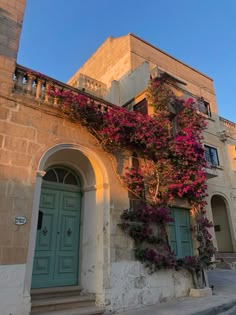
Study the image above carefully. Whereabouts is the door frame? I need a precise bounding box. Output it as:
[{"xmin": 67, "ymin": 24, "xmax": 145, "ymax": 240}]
[
  {"xmin": 211, "ymin": 194, "xmax": 234, "ymax": 253},
  {"xmin": 24, "ymin": 143, "xmax": 110, "ymax": 303},
  {"xmin": 169, "ymin": 207, "xmax": 193, "ymax": 259}
]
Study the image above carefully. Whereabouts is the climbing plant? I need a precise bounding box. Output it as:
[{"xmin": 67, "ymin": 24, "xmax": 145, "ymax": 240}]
[{"xmin": 49, "ymin": 76, "xmax": 215, "ymax": 287}]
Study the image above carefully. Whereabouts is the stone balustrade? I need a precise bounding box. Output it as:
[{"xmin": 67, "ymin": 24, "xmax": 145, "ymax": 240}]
[
  {"xmin": 73, "ymin": 73, "xmax": 107, "ymax": 98},
  {"xmin": 220, "ymin": 117, "xmax": 236, "ymax": 132},
  {"xmin": 12, "ymin": 64, "xmax": 112, "ymax": 113}
]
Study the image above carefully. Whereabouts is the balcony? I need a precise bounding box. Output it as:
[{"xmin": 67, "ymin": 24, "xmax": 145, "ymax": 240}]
[
  {"xmin": 72, "ymin": 73, "xmax": 107, "ymax": 98},
  {"xmin": 12, "ymin": 64, "xmax": 113, "ymax": 114},
  {"xmin": 205, "ymin": 163, "xmax": 221, "ymax": 179}
]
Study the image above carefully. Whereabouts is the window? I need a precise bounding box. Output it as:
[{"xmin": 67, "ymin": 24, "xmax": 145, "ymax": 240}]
[
  {"xmin": 169, "ymin": 208, "xmax": 193, "ymax": 259},
  {"xmin": 197, "ymin": 98, "xmax": 211, "ymax": 117},
  {"xmin": 133, "ymin": 99, "xmax": 148, "ymax": 115},
  {"xmin": 204, "ymin": 145, "xmax": 219, "ymax": 167},
  {"xmin": 43, "ymin": 167, "xmax": 80, "ymax": 186}
]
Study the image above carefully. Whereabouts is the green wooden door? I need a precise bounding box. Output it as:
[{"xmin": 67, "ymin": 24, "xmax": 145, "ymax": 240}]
[
  {"xmin": 32, "ymin": 184, "xmax": 81, "ymax": 288},
  {"xmin": 169, "ymin": 208, "xmax": 193, "ymax": 259}
]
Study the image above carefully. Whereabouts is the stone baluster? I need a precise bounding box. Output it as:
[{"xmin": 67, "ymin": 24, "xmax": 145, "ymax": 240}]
[
  {"xmin": 103, "ymin": 104, "xmax": 108, "ymax": 113},
  {"xmin": 26, "ymin": 73, "xmax": 36, "ymax": 96},
  {"xmin": 100, "ymin": 104, "xmax": 104, "ymax": 113},
  {"xmin": 44, "ymin": 81, "xmax": 50, "ymax": 103},
  {"xmin": 35, "ymin": 78, "xmax": 44, "ymax": 100},
  {"xmin": 87, "ymin": 79, "xmax": 91, "ymax": 90},
  {"xmin": 53, "ymin": 86, "xmax": 59, "ymax": 107},
  {"xmin": 14, "ymin": 69, "xmax": 25, "ymax": 92}
]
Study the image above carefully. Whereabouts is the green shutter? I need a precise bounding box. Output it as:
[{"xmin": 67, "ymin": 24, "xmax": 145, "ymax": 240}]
[{"xmin": 169, "ymin": 208, "xmax": 193, "ymax": 259}]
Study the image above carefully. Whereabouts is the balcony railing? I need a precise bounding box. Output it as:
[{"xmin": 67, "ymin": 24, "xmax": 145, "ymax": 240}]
[
  {"xmin": 72, "ymin": 73, "xmax": 107, "ymax": 98},
  {"xmin": 150, "ymin": 67, "xmax": 211, "ymax": 117},
  {"xmin": 12, "ymin": 64, "xmax": 113, "ymax": 113},
  {"xmin": 220, "ymin": 117, "xmax": 236, "ymax": 139}
]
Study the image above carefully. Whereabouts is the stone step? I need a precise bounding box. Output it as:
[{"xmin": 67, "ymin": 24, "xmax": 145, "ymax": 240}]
[
  {"xmin": 31, "ymin": 294, "xmax": 96, "ymax": 314},
  {"xmin": 32, "ymin": 306, "xmax": 105, "ymax": 315},
  {"xmin": 31, "ymin": 286, "xmax": 81, "ymax": 300},
  {"xmin": 215, "ymin": 261, "xmax": 236, "ymax": 270},
  {"xmin": 218, "ymin": 257, "xmax": 236, "ymax": 263},
  {"xmin": 216, "ymin": 252, "xmax": 236, "ymax": 258}
]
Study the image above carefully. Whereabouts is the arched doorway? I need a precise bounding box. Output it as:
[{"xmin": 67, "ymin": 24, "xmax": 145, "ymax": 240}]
[
  {"xmin": 31, "ymin": 166, "xmax": 81, "ymax": 288},
  {"xmin": 211, "ymin": 195, "xmax": 233, "ymax": 252},
  {"xmin": 25, "ymin": 144, "xmax": 110, "ymax": 301}
]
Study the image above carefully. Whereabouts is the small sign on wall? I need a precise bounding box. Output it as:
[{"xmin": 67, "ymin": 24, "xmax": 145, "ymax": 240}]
[{"xmin": 14, "ymin": 216, "xmax": 27, "ymax": 225}]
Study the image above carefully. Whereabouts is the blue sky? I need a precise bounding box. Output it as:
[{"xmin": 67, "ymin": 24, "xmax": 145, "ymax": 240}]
[{"xmin": 18, "ymin": 0, "xmax": 236, "ymax": 121}]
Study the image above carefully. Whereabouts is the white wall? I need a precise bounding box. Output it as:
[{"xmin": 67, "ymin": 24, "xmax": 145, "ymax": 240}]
[
  {"xmin": 0, "ymin": 265, "xmax": 31, "ymax": 315},
  {"xmin": 105, "ymin": 261, "xmax": 193, "ymax": 312},
  {"xmin": 105, "ymin": 61, "xmax": 150, "ymax": 106}
]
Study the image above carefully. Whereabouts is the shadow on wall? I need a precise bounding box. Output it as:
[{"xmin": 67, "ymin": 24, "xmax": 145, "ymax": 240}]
[{"xmin": 0, "ymin": 8, "xmax": 20, "ymax": 59}]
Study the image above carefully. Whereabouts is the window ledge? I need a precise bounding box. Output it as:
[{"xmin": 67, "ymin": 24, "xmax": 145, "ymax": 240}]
[
  {"xmin": 210, "ymin": 165, "xmax": 223, "ymax": 170},
  {"xmin": 196, "ymin": 110, "xmax": 214, "ymax": 121}
]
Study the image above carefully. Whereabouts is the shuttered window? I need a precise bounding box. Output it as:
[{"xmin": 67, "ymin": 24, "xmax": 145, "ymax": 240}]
[{"xmin": 169, "ymin": 208, "xmax": 193, "ymax": 258}]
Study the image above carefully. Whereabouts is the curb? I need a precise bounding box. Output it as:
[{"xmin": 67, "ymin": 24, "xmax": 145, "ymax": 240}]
[{"xmin": 192, "ymin": 299, "xmax": 236, "ymax": 315}]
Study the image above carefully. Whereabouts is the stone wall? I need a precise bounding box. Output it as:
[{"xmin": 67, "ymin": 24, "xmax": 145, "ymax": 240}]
[
  {"xmin": 0, "ymin": 93, "xmax": 129, "ymax": 265},
  {"xmin": 0, "ymin": 0, "xmax": 26, "ymax": 96},
  {"xmin": 0, "ymin": 91, "xmax": 130, "ymax": 314},
  {"xmin": 105, "ymin": 261, "xmax": 193, "ymax": 313},
  {"xmin": 68, "ymin": 33, "xmax": 218, "ymax": 115},
  {"xmin": 0, "ymin": 264, "xmax": 31, "ymax": 315},
  {"xmin": 68, "ymin": 35, "xmax": 131, "ymax": 88}
]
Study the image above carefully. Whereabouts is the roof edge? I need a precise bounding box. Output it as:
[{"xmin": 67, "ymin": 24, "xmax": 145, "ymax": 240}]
[{"xmin": 129, "ymin": 33, "xmax": 213, "ymax": 82}]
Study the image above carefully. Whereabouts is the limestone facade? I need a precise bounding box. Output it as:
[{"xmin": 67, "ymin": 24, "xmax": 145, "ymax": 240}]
[{"xmin": 0, "ymin": 1, "xmax": 234, "ymax": 315}]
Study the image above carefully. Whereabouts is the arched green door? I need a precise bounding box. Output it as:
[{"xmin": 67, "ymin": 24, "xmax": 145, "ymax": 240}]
[{"xmin": 32, "ymin": 167, "xmax": 81, "ymax": 289}]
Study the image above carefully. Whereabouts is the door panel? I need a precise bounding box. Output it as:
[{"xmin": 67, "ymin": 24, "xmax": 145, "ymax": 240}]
[
  {"xmin": 37, "ymin": 213, "xmax": 55, "ymax": 249},
  {"xmin": 60, "ymin": 215, "xmax": 78, "ymax": 250},
  {"xmin": 32, "ymin": 186, "xmax": 81, "ymax": 288},
  {"xmin": 54, "ymin": 191, "xmax": 80, "ymax": 286},
  {"xmin": 169, "ymin": 208, "xmax": 193, "ymax": 259},
  {"xmin": 32, "ymin": 189, "xmax": 59, "ymax": 288},
  {"xmin": 169, "ymin": 224, "xmax": 178, "ymax": 256}
]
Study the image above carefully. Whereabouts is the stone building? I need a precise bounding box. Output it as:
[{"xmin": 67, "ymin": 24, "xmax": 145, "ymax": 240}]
[
  {"xmin": 0, "ymin": 1, "xmax": 236, "ymax": 315},
  {"xmin": 69, "ymin": 33, "xmax": 236, "ymax": 258}
]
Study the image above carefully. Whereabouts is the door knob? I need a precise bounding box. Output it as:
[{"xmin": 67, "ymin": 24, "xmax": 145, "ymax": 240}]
[
  {"xmin": 67, "ymin": 228, "xmax": 72, "ymax": 237},
  {"xmin": 42, "ymin": 226, "xmax": 48, "ymax": 236}
]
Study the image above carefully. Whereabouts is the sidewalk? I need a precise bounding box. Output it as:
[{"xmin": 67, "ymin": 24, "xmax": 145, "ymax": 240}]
[{"xmin": 117, "ymin": 270, "xmax": 236, "ymax": 315}]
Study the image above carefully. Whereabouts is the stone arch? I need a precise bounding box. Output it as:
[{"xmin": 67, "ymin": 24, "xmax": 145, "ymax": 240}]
[
  {"xmin": 24, "ymin": 143, "xmax": 110, "ymax": 303},
  {"xmin": 211, "ymin": 194, "xmax": 233, "ymax": 252}
]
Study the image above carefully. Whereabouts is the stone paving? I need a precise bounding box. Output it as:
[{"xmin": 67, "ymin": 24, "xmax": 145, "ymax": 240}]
[{"xmin": 117, "ymin": 269, "xmax": 236, "ymax": 315}]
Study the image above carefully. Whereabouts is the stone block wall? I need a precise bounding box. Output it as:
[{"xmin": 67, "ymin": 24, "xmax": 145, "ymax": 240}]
[
  {"xmin": 68, "ymin": 35, "xmax": 131, "ymax": 88},
  {"xmin": 105, "ymin": 261, "xmax": 193, "ymax": 312},
  {"xmin": 0, "ymin": 94, "xmax": 128, "ymax": 265},
  {"xmin": 0, "ymin": 91, "xmax": 131, "ymax": 313},
  {"xmin": 0, "ymin": 0, "xmax": 26, "ymax": 96}
]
